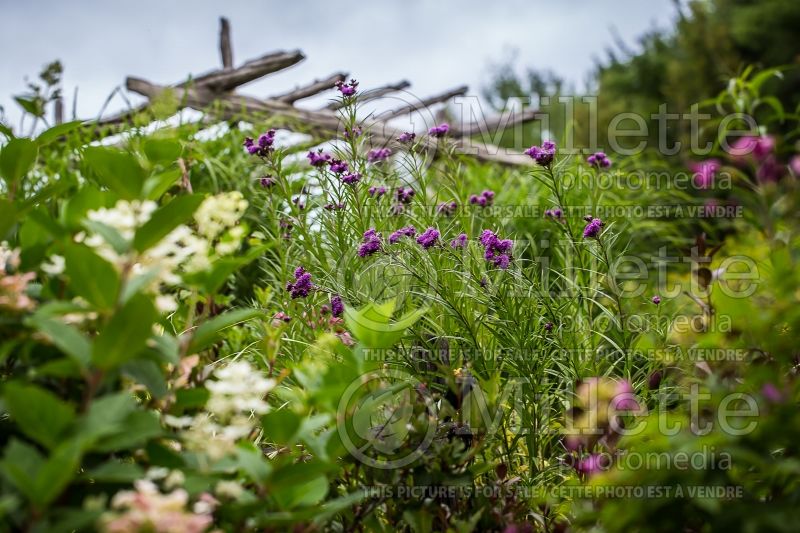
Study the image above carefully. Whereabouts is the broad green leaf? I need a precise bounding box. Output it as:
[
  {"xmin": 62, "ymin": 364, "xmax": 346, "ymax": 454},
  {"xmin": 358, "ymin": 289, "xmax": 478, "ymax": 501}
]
[
  {"xmin": 0, "ymin": 137, "xmax": 38, "ymax": 191},
  {"xmin": 133, "ymin": 194, "xmax": 202, "ymax": 252},
  {"xmin": 193, "ymin": 244, "xmax": 270, "ymax": 294},
  {"xmin": 36, "ymin": 120, "xmax": 86, "ymax": 145},
  {"xmin": 262, "ymin": 409, "xmax": 302, "ymax": 445},
  {"xmin": 143, "ymin": 168, "xmax": 181, "ymax": 200},
  {"xmin": 187, "ymin": 308, "xmax": 263, "ymax": 354},
  {"xmin": 61, "ymin": 186, "xmax": 112, "ymax": 228},
  {"xmin": 173, "ymin": 387, "xmax": 210, "ymax": 412},
  {"xmin": 0, "ymin": 439, "xmax": 44, "ymax": 503},
  {"xmin": 92, "ymin": 293, "xmax": 157, "ymax": 369},
  {"xmin": 344, "ymin": 299, "xmax": 427, "ymax": 349},
  {"xmin": 33, "ymin": 438, "xmax": 82, "ymax": 507},
  {"xmin": 143, "ymin": 137, "xmax": 182, "ymax": 164},
  {"xmin": 235, "ymin": 442, "xmax": 273, "ymax": 485},
  {"xmin": 26, "ymin": 314, "xmax": 91, "ymax": 367},
  {"xmin": 63, "ymin": 243, "xmax": 120, "ymax": 310},
  {"xmin": 93, "ymin": 410, "xmax": 162, "ymax": 452},
  {"xmin": 121, "ymin": 359, "xmax": 167, "ymax": 398},
  {"xmin": 82, "ymin": 220, "xmax": 129, "ymax": 255},
  {"xmin": 78, "ymin": 393, "xmax": 137, "ymax": 444},
  {"xmin": 83, "ymin": 461, "xmax": 144, "ymax": 483},
  {"xmin": 0, "ymin": 198, "xmax": 17, "ymax": 240},
  {"xmin": 82, "ymin": 146, "xmax": 146, "ymax": 199},
  {"xmin": 3, "ymin": 382, "xmax": 76, "ymax": 449},
  {"xmin": 13, "ymin": 96, "xmax": 44, "ymax": 118}
]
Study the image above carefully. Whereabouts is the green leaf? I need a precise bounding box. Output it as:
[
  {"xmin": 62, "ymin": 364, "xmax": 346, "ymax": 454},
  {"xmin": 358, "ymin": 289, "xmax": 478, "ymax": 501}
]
[
  {"xmin": 187, "ymin": 308, "xmax": 263, "ymax": 354},
  {"xmin": 36, "ymin": 120, "xmax": 86, "ymax": 145},
  {"xmin": 92, "ymin": 293, "xmax": 157, "ymax": 369},
  {"xmin": 84, "ymin": 461, "xmax": 144, "ymax": 483},
  {"xmin": 344, "ymin": 299, "xmax": 428, "ymax": 349},
  {"xmin": 63, "ymin": 243, "xmax": 120, "ymax": 310},
  {"xmin": 0, "ymin": 137, "xmax": 38, "ymax": 190},
  {"xmin": 262, "ymin": 409, "xmax": 302, "ymax": 445},
  {"xmin": 194, "ymin": 244, "xmax": 270, "ymax": 294},
  {"xmin": 82, "ymin": 220, "xmax": 129, "ymax": 255},
  {"xmin": 34, "ymin": 438, "xmax": 83, "ymax": 507},
  {"xmin": 0, "ymin": 439, "xmax": 44, "ymax": 503},
  {"xmin": 26, "ymin": 313, "xmax": 91, "ymax": 367},
  {"xmin": 0, "ymin": 198, "xmax": 18, "ymax": 240},
  {"xmin": 61, "ymin": 186, "xmax": 112, "ymax": 228},
  {"xmin": 82, "ymin": 146, "xmax": 146, "ymax": 199},
  {"xmin": 143, "ymin": 168, "xmax": 181, "ymax": 200},
  {"xmin": 121, "ymin": 359, "xmax": 168, "ymax": 398},
  {"xmin": 93, "ymin": 410, "xmax": 162, "ymax": 452},
  {"xmin": 3, "ymin": 382, "xmax": 76, "ymax": 449},
  {"xmin": 14, "ymin": 96, "xmax": 44, "ymax": 118},
  {"xmin": 133, "ymin": 194, "xmax": 202, "ymax": 252},
  {"xmin": 174, "ymin": 387, "xmax": 210, "ymax": 411},
  {"xmin": 143, "ymin": 137, "xmax": 182, "ymax": 164},
  {"xmin": 78, "ymin": 393, "xmax": 137, "ymax": 444},
  {"xmin": 235, "ymin": 442, "xmax": 272, "ymax": 485}
]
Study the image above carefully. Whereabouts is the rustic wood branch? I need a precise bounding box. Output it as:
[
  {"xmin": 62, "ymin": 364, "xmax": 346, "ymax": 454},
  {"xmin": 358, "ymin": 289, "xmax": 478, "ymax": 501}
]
[
  {"xmin": 377, "ymin": 85, "xmax": 469, "ymax": 120},
  {"xmin": 452, "ymin": 107, "xmax": 539, "ymax": 137},
  {"xmin": 184, "ymin": 50, "xmax": 305, "ymax": 92},
  {"xmin": 272, "ymin": 72, "xmax": 348, "ymax": 103},
  {"xmin": 219, "ymin": 18, "xmax": 233, "ymax": 70},
  {"xmin": 324, "ymin": 80, "xmax": 411, "ymax": 110}
]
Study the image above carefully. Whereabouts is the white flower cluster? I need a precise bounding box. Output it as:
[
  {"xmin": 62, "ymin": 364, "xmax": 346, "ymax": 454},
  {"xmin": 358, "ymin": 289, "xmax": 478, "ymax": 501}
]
[
  {"xmin": 69, "ymin": 193, "xmax": 248, "ymax": 313},
  {"xmin": 165, "ymin": 360, "xmax": 274, "ymax": 460}
]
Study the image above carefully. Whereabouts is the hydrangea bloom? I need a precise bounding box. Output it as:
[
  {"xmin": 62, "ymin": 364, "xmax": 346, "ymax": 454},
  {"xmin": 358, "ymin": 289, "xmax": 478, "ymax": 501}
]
[
  {"xmin": 329, "ymin": 159, "xmax": 348, "ymax": 174},
  {"xmin": 367, "ymin": 148, "xmax": 392, "ymax": 163},
  {"xmin": 416, "ymin": 227, "xmax": 440, "ymax": 249},
  {"xmin": 331, "ymin": 295, "xmax": 344, "ymax": 318},
  {"xmin": 397, "ymin": 131, "xmax": 416, "ymax": 143},
  {"xmin": 428, "ymin": 123, "xmax": 450, "ymax": 137},
  {"xmin": 358, "ymin": 228, "xmax": 382, "ymax": 257},
  {"xmin": 586, "ymin": 151, "xmax": 612, "ymax": 168},
  {"xmin": 102, "ymin": 480, "xmax": 213, "ymax": 533},
  {"xmin": 582, "ymin": 218, "xmax": 604, "ymax": 239},
  {"xmin": 286, "ymin": 266, "xmax": 314, "ymax": 299},
  {"xmin": 334, "ymin": 78, "xmax": 359, "ymax": 96},
  {"xmin": 341, "ymin": 172, "xmax": 362, "ymax": 185},
  {"xmin": 389, "ymin": 226, "xmax": 417, "ymax": 244},
  {"xmin": 243, "ymin": 130, "xmax": 276, "ymax": 157},
  {"xmin": 524, "ymin": 140, "xmax": 556, "ymax": 166},
  {"xmin": 307, "ymin": 150, "xmax": 332, "ymax": 167},
  {"xmin": 469, "ymin": 190, "xmax": 495, "ymax": 207},
  {"xmin": 451, "ymin": 233, "xmax": 468, "ymax": 248}
]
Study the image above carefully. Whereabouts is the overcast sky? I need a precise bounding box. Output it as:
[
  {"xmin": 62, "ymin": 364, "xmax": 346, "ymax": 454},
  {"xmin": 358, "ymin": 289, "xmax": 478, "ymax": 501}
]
[{"xmin": 1, "ymin": 0, "xmax": 680, "ymax": 130}]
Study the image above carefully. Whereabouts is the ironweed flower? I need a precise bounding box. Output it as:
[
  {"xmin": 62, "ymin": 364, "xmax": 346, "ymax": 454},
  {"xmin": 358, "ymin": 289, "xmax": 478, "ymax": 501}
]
[
  {"xmin": 358, "ymin": 229, "xmax": 382, "ymax": 257},
  {"xmin": 652, "ymin": 295, "xmax": 661, "ymax": 305},
  {"xmin": 395, "ymin": 187, "xmax": 415, "ymax": 204},
  {"xmin": 344, "ymin": 126, "xmax": 362, "ymax": 139},
  {"xmin": 587, "ymin": 151, "xmax": 612, "ymax": 168},
  {"xmin": 428, "ymin": 123, "xmax": 450, "ymax": 137},
  {"xmin": 437, "ymin": 201, "xmax": 458, "ymax": 216},
  {"xmin": 368, "ymin": 186, "xmax": 387, "ymax": 199},
  {"xmin": 335, "ymin": 78, "xmax": 359, "ymax": 96},
  {"xmin": 260, "ymin": 176, "xmax": 276, "ymax": 188},
  {"xmin": 286, "ymin": 267, "xmax": 314, "ymax": 299},
  {"xmin": 341, "ymin": 172, "xmax": 362, "ymax": 185},
  {"xmin": 397, "ymin": 131, "xmax": 416, "ymax": 143},
  {"xmin": 307, "ymin": 150, "xmax": 332, "ymax": 167},
  {"xmin": 524, "ymin": 140, "xmax": 556, "ymax": 166},
  {"xmin": 389, "ymin": 226, "xmax": 417, "ymax": 244},
  {"xmin": 479, "ymin": 229, "xmax": 513, "ymax": 269},
  {"xmin": 243, "ymin": 130, "xmax": 276, "ymax": 157},
  {"xmin": 416, "ymin": 227, "xmax": 440, "ymax": 249},
  {"xmin": 469, "ymin": 189, "xmax": 495, "ymax": 207},
  {"xmin": 331, "ymin": 295, "xmax": 344, "ymax": 318},
  {"xmin": 367, "ymin": 148, "xmax": 392, "ymax": 163},
  {"xmin": 451, "ymin": 233, "xmax": 468, "ymax": 248},
  {"xmin": 582, "ymin": 218, "xmax": 604, "ymax": 239},
  {"xmin": 329, "ymin": 159, "xmax": 348, "ymax": 174}
]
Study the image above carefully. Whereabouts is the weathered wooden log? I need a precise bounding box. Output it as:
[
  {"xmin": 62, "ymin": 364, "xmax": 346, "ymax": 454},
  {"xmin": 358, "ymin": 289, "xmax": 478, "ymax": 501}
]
[
  {"xmin": 272, "ymin": 72, "xmax": 348, "ymax": 103},
  {"xmin": 324, "ymin": 80, "xmax": 411, "ymax": 110},
  {"xmin": 184, "ymin": 50, "xmax": 305, "ymax": 92},
  {"xmin": 219, "ymin": 18, "xmax": 233, "ymax": 70},
  {"xmin": 377, "ymin": 86, "xmax": 468, "ymax": 120},
  {"xmin": 452, "ymin": 107, "xmax": 539, "ymax": 137}
]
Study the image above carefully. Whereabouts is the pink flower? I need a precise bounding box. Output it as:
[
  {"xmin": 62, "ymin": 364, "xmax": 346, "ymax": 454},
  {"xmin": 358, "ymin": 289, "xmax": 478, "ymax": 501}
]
[
  {"xmin": 728, "ymin": 135, "xmax": 775, "ymax": 162},
  {"xmin": 689, "ymin": 159, "xmax": 721, "ymax": 189}
]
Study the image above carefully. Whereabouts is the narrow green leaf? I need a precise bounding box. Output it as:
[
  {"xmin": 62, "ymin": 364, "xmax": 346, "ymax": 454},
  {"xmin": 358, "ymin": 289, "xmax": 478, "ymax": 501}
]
[
  {"xmin": 36, "ymin": 120, "xmax": 86, "ymax": 145},
  {"xmin": 187, "ymin": 308, "xmax": 263, "ymax": 353}
]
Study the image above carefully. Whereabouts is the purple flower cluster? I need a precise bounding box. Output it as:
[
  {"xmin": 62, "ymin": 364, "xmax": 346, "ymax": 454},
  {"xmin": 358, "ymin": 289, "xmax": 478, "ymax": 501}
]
[
  {"xmin": 341, "ymin": 172, "xmax": 362, "ymax": 185},
  {"xmin": 260, "ymin": 176, "xmax": 276, "ymax": 188},
  {"xmin": 324, "ymin": 202, "xmax": 345, "ymax": 211},
  {"xmin": 587, "ymin": 151, "xmax": 612, "ymax": 168},
  {"xmin": 582, "ymin": 218, "xmax": 604, "ymax": 239},
  {"xmin": 389, "ymin": 225, "xmax": 417, "ymax": 244},
  {"xmin": 437, "ymin": 200, "xmax": 458, "ymax": 216},
  {"xmin": 344, "ymin": 126, "xmax": 362, "ymax": 139},
  {"xmin": 428, "ymin": 123, "xmax": 450, "ymax": 137},
  {"xmin": 416, "ymin": 227, "xmax": 440, "ymax": 249},
  {"xmin": 397, "ymin": 131, "xmax": 416, "ymax": 143},
  {"xmin": 368, "ymin": 186, "xmax": 387, "ymax": 199},
  {"xmin": 524, "ymin": 140, "xmax": 556, "ymax": 166},
  {"xmin": 244, "ymin": 130, "xmax": 277, "ymax": 157},
  {"xmin": 331, "ymin": 295, "xmax": 344, "ymax": 318},
  {"xmin": 544, "ymin": 208, "xmax": 563, "ymax": 220},
  {"xmin": 395, "ymin": 187, "xmax": 415, "ymax": 204},
  {"xmin": 689, "ymin": 159, "xmax": 720, "ymax": 189},
  {"xmin": 450, "ymin": 233, "xmax": 468, "ymax": 249},
  {"xmin": 652, "ymin": 295, "xmax": 661, "ymax": 305},
  {"xmin": 307, "ymin": 150, "xmax": 332, "ymax": 167},
  {"xmin": 480, "ymin": 230, "xmax": 513, "ymax": 269},
  {"xmin": 469, "ymin": 189, "xmax": 495, "ymax": 207},
  {"xmin": 335, "ymin": 79, "xmax": 359, "ymax": 96},
  {"xmin": 286, "ymin": 266, "xmax": 314, "ymax": 299},
  {"xmin": 358, "ymin": 229, "xmax": 382, "ymax": 257},
  {"xmin": 329, "ymin": 159, "xmax": 349, "ymax": 174},
  {"xmin": 367, "ymin": 148, "xmax": 392, "ymax": 163}
]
